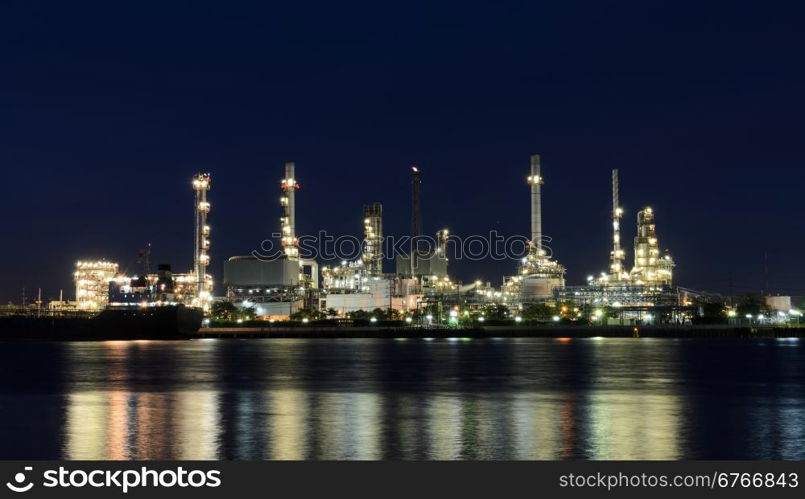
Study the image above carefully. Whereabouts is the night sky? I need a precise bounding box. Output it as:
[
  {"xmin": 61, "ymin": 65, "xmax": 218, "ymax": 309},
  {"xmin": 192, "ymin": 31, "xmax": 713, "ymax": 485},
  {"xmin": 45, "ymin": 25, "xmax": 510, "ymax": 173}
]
[{"xmin": 1, "ymin": 0, "xmax": 804, "ymax": 303}]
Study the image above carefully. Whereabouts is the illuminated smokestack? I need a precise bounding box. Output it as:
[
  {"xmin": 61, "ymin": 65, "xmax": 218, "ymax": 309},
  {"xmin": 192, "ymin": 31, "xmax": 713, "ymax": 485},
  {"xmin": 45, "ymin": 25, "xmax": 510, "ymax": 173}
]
[
  {"xmin": 192, "ymin": 173, "xmax": 212, "ymax": 308},
  {"xmin": 527, "ymin": 154, "xmax": 543, "ymax": 254},
  {"xmin": 280, "ymin": 161, "xmax": 299, "ymax": 259},
  {"xmin": 609, "ymin": 169, "xmax": 625, "ymax": 279}
]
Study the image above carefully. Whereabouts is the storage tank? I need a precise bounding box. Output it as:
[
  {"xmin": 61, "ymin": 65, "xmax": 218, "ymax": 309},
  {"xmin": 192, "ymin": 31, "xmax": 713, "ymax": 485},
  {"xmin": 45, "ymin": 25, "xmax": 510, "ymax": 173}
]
[{"xmin": 223, "ymin": 256, "xmax": 299, "ymax": 287}]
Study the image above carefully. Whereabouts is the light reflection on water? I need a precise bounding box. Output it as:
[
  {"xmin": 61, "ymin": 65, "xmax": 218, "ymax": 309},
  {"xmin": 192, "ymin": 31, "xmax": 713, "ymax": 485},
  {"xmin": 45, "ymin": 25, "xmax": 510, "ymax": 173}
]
[{"xmin": 2, "ymin": 337, "xmax": 804, "ymax": 460}]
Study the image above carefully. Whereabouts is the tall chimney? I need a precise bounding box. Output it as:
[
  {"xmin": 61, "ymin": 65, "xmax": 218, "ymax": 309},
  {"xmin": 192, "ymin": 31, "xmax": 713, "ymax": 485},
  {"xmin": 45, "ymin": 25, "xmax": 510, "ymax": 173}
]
[
  {"xmin": 411, "ymin": 166, "xmax": 422, "ymax": 238},
  {"xmin": 528, "ymin": 155, "xmax": 542, "ymax": 254},
  {"xmin": 610, "ymin": 169, "xmax": 624, "ymax": 278},
  {"xmin": 410, "ymin": 166, "xmax": 422, "ymax": 275},
  {"xmin": 280, "ymin": 162, "xmax": 299, "ymax": 259},
  {"xmin": 192, "ymin": 173, "xmax": 212, "ymax": 308}
]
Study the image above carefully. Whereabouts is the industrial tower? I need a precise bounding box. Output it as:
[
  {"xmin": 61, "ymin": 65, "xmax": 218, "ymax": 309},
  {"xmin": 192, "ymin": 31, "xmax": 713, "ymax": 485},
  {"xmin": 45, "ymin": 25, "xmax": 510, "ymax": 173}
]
[
  {"xmin": 630, "ymin": 207, "xmax": 674, "ymax": 285},
  {"xmin": 363, "ymin": 202, "xmax": 383, "ymax": 275},
  {"xmin": 609, "ymin": 169, "xmax": 627, "ymax": 281},
  {"xmin": 192, "ymin": 173, "xmax": 212, "ymax": 309},
  {"xmin": 280, "ymin": 161, "xmax": 300, "ymax": 260},
  {"xmin": 517, "ymin": 154, "xmax": 565, "ymax": 299}
]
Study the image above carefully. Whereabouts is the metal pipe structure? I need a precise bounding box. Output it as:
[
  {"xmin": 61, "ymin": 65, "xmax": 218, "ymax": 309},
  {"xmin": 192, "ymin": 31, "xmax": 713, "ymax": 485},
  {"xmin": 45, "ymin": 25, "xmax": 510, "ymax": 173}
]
[
  {"xmin": 363, "ymin": 202, "xmax": 383, "ymax": 275},
  {"xmin": 410, "ymin": 166, "xmax": 422, "ymax": 275},
  {"xmin": 518, "ymin": 154, "xmax": 565, "ymax": 291},
  {"xmin": 527, "ymin": 154, "xmax": 543, "ymax": 254},
  {"xmin": 192, "ymin": 173, "xmax": 212, "ymax": 308},
  {"xmin": 436, "ymin": 228, "xmax": 449, "ymax": 257},
  {"xmin": 411, "ymin": 166, "xmax": 422, "ymax": 238},
  {"xmin": 632, "ymin": 207, "xmax": 657, "ymax": 283},
  {"xmin": 609, "ymin": 169, "xmax": 626, "ymax": 279},
  {"xmin": 630, "ymin": 207, "xmax": 674, "ymax": 286},
  {"xmin": 280, "ymin": 161, "xmax": 299, "ymax": 260}
]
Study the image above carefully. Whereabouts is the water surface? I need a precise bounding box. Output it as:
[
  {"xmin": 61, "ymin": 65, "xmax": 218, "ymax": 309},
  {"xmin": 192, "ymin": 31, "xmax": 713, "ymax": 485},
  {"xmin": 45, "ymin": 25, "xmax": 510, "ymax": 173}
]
[{"xmin": 1, "ymin": 337, "xmax": 803, "ymax": 460}]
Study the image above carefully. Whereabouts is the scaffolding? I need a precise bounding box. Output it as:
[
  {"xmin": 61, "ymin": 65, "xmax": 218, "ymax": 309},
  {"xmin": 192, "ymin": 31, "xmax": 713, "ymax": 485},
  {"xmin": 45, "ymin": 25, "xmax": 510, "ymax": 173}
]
[
  {"xmin": 554, "ymin": 284, "xmax": 693, "ymax": 323},
  {"xmin": 74, "ymin": 260, "xmax": 118, "ymax": 310},
  {"xmin": 630, "ymin": 207, "xmax": 674, "ymax": 285},
  {"xmin": 363, "ymin": 202, "xmax": 383, "ymax": 275}
]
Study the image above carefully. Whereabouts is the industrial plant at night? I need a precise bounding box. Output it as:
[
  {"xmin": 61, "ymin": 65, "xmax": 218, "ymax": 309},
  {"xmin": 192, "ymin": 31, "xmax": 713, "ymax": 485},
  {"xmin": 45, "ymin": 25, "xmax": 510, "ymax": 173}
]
[{"xmin": 17, "ymin": 153, "xmax": 797, "ymax": 332}]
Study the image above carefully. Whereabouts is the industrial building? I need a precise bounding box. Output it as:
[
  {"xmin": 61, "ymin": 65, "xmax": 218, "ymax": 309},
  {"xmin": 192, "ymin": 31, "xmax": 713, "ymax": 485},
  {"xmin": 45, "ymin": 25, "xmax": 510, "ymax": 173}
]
[
  {"xmin": 501, "ymin": 155, "xmax": 566, "ymax": 304},
  {"xmin": 321, "ymin": 166, "xmax": 457, "ymax": 316},
  {"xmin": 394, "ymin": 167, "xmax": 450, "ymax": 283},
  {"xmin": 54, "ymin": 150, "xmax": 744, "ymax": 324},
  {"xmin": 554, "ymin": 169, "xmax": 683, "ymax": 322},
  {"xmin": 322, "ymin": 201, "xmax": 421, "ymax": 315},
  {"xmin": 71, "ymin": 173, "xmax": 215, "ymax": 311},
  {"xmin": 223, "ymin": 162, "xmax": 319, "ymax": 318},
  {"xmin": 74, "ymin": 260, "xmax": 119, "ymax": 310}
]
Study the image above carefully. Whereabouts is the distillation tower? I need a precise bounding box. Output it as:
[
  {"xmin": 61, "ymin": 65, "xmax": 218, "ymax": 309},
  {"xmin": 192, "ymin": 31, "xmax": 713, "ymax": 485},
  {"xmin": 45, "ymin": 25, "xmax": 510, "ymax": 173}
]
[
  {"xmin": 323, "ymin": 201, "xmax": 410, "ymax": 314},
  {"xmin": 609, "ymin": 169, "xmax": 628, "ymax": 281},
  {"xmin": 222, "ymin": 162, "xmax": 318, "ymax": 318},
  {"xmin": 363, "ymin": 202, "xmax": 383, "ymax": 275},
  {"xmin": 591, "ymin": 170, "xmax": 675, "ymax": 288},
  {"xmin": 323, "ymin": 202, "xmax": 385, "ymax": 291},
  {"xmin": 280, "ymin": 162, "xmax": 300, "ymax": 260},
  {"xmin": 556, "ymin": 169, "xmax": 678, "ymax": 316},
  {"xmin": 630, "ymin": 207, "xmax": 674, "ymax": 285},
  {"xmin": 506, "ymin": 154, "xmax": 566, "ymax": 301},
  {"xmin": 192, "ymin": 173, "xmax": 212, "ymax": 309}
]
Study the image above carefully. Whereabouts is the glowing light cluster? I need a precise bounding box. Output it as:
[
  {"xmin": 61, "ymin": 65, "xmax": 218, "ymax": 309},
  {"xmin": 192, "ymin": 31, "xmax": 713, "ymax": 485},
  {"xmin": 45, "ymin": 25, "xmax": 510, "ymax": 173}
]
[
  {"xmin": 193, "ymin": 173, "xmax": 213, "ymax": 311},
  {"xmin": 74, "ymin": 260, "xmax": 118, "ymax": 310}
]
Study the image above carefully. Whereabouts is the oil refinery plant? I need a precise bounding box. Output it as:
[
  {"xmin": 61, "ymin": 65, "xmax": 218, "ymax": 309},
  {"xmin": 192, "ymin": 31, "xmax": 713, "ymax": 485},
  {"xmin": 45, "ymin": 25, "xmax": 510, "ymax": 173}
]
[
  {"xmin": 70, "ymin": 173, "xmax": 215, "ymax": 312},
  {"xmin": 44, "ymin": 152, "xmax": 755, "ymax": 326},
  {"xmin": 222, "ymin": 162, "xmax": 319, "ymax": 317},
  {"xmin": 500, "ymin": 154, "xmax": 567, "ymax": 304},
  {"xmin": 554, "ymin": 168, "xmax": 682, "ymax": 322}
]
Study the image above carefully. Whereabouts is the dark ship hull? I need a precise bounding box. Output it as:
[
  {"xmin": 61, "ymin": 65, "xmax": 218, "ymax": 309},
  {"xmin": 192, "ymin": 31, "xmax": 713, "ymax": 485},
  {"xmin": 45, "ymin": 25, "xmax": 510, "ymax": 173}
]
[{"xmin": 0, "ymin": 305, "xmax": 203, "ymax": 340}]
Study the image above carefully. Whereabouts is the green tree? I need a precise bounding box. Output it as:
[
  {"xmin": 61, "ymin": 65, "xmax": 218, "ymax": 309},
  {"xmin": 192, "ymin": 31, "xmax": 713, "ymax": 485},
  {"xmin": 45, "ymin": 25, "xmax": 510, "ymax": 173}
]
[
  {"xmin": 522, "ymin": 303, "xmax": 554, "ymax": 320},
  {"xmin": 736, "ymin": 294, "xmax": 769, "ymax": 317},
  {"xmin": 291, "ymin": 309, "xmax": 325, "ymax": 321},
  {"xmin": 694, "ymin": 297, "xmax": 726, "ymax": 319},
  {"xmin": 347, "ymin": 309, "xmax": 371, "ymax": 320},
  {"xmin": 483, "ymin": 303, "xmax": 509, "ymax": 320},
  {"xmin": 211, "ymin": 301, "xmax": 238, "ymax": 321}
]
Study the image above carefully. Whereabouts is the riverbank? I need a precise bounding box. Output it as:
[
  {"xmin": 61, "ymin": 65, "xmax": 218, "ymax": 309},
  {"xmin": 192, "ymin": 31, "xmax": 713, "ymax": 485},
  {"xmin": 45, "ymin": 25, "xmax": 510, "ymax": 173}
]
[{"xmin": 196, "ymin": 324, "xmax": 805, "ymax": 339}]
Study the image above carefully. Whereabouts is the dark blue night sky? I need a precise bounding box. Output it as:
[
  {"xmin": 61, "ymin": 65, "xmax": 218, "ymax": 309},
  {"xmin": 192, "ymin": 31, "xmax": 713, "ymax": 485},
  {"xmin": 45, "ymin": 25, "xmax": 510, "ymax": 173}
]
[{"xmin": 1, "ymin": 0, "xmax": 803, "ymax": 303}]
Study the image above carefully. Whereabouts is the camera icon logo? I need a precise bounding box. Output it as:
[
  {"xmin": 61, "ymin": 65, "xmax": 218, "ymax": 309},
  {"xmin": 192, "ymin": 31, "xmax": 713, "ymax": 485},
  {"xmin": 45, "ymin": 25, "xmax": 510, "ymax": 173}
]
[{"xmin": 6, "ymin": 467, "xmax": 34, "ymax": 493}]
